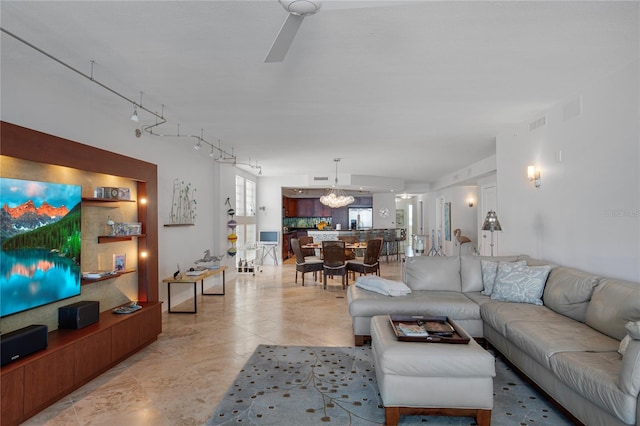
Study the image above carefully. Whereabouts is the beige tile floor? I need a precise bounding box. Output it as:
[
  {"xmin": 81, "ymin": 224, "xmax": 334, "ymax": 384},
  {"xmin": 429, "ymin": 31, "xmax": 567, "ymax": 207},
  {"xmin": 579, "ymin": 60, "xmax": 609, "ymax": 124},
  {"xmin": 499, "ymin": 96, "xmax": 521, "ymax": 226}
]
[{"xmin": 23, "ymin": 260, "xmax": 403, "ymax": 426}]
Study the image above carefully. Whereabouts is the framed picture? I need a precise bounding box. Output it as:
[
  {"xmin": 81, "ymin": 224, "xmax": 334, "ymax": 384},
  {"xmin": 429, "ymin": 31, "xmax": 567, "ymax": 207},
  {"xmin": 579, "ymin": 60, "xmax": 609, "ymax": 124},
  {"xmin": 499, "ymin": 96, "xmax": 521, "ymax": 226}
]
[
  {"xmin": 118, "ymin": 187, "xmax": 131, "ymax": 200},
  {"xmin": 113, "ymin": 254, "xmax": 126, "ymax": 271},
  {"xmin": 396, "ymin": 209, "xmax": 405, "ymax": 227},
  {"xmin": 444, "ymin": 202, "xmax": 451, "ymax": 241}
]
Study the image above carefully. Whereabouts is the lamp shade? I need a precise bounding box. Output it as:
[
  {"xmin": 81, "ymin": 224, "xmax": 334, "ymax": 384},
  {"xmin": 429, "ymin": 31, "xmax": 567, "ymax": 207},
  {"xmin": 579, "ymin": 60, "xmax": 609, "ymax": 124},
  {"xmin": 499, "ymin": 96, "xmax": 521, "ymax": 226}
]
[{"xmin": 481, "ymin": 210, "xmax": 502, "ymax": 231}]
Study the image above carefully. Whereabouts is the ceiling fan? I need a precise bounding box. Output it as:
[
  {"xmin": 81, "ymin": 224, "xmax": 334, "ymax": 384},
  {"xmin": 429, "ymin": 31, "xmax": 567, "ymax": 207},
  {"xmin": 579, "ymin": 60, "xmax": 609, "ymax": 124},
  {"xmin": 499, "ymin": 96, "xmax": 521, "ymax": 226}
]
[{"xmin": 264, "ymin": 0, "xmax": 322, "ymax": 63}]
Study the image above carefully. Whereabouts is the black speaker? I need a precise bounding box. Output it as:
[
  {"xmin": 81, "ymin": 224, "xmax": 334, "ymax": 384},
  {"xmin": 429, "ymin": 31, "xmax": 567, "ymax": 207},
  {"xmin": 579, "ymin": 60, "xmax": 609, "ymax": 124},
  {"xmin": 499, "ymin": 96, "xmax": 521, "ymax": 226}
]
[
  {"xmin": 1, "ymin": 324, "xmax": 48, "ymax": 366},
  {"xmin": 58, "ymin": 300, "xmax": 100, "ymax": 330}
]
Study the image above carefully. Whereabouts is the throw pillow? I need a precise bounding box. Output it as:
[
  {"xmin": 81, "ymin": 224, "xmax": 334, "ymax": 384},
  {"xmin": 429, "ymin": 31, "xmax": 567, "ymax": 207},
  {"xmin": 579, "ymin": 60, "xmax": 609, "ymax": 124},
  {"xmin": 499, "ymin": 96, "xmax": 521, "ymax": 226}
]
[
  {"xmin": 481, "ymin": 260, "xmax": 526, "ymax": 296},
  {"xmin": 491, "ymin": 264, "xmax": 553, "ymax": 305},
  {"xmin": 619, "ymin": 321, "xmax": 640, "ymax": 356},
  {"xmin": 619, "ymin": 335, "xmax": 631, "ymax": 356},
  {"xmin": 626, "ymin": 320, "xmax": 640, "ymax": 339}
]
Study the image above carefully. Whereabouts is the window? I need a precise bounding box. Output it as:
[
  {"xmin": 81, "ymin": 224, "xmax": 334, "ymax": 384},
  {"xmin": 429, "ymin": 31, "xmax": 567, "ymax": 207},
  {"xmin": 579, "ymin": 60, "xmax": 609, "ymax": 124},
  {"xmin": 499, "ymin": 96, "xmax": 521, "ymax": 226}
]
[
  {"xmin": 246, "ymin": 179, "xmax": 256, "ymax": 217},
  {"xmin": 235, "ymin": 175, "xmax": 256, "ymax": 217},
  {"xmin": 235, "ymin": 175, "xmax": 257, "ymax": 265},
  {"xmin": 235, "ymin": 175, "xmax": 245, "ymax": 216}
]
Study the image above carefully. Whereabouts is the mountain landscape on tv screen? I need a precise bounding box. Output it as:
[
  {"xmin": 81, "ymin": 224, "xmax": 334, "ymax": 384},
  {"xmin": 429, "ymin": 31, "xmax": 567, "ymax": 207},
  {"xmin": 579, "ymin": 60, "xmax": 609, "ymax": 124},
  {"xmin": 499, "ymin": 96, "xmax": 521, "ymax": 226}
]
[
  {"xmin": 0, "ymin": 178, "xmax": 81, "ymax": 263},
  {"xmin": 2, "ymin": 200, "xmax": 70, "ymax": 236}
]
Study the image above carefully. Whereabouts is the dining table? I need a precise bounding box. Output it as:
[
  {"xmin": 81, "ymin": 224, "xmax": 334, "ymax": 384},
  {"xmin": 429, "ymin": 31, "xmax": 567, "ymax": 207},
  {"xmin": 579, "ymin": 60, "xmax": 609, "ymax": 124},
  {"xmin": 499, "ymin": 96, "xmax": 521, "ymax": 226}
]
[{"xmin": 301, "ymin": 241, "xmax": 367, "ymax": 250}]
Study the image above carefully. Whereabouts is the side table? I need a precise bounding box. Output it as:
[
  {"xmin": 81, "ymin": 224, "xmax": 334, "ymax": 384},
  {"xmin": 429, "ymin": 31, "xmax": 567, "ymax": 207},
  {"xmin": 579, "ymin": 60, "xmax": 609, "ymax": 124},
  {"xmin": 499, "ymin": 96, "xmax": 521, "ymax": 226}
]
[{"xmin": 162, "ymin": 266, "xmax": 227, "ymax": 313}]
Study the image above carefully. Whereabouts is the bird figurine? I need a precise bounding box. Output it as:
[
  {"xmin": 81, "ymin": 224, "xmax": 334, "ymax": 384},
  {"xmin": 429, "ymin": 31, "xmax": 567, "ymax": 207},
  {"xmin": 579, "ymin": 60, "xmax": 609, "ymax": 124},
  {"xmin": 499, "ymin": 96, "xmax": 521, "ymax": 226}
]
[
  {"xmin": 453, "ymin": 229, "xmax": 473, "ymax": 255},
  {"xmin": 195, "ymin": 250, "xmax": 225, "ymax": 264},
  {"xmin": 453, "ymin": 229, "xmax": 472, "ymax": 245}
]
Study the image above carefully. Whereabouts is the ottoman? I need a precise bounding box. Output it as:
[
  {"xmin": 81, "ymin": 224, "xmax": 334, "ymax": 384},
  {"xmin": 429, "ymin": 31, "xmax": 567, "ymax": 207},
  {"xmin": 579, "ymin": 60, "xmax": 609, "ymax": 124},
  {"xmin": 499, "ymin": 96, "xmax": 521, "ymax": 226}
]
[{"xmin": 371, "ymin": 315, "xmax": 495, "ymax": 425}]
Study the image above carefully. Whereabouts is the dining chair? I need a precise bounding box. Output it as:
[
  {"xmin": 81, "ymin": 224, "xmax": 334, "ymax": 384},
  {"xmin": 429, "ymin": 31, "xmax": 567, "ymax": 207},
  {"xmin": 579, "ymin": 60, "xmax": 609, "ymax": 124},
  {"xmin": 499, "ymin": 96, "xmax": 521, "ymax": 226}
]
[
  {"xmin": 347, "ymin": 237, "xmax": 383, "ymax": 279},
  {"xmin": 322, "ymin": 240, "xmax": 347, "ymax": 289},
  {"xmin": 298, "ymin": 235, "xmax": 317, "ymax": 258},
  {"xmin": 291, "ymin": 238, "xmax": 323, "ymax": 286},
  {"xmin": 338, "ymin": 235, "xmax": 357, "ymax": 260}
]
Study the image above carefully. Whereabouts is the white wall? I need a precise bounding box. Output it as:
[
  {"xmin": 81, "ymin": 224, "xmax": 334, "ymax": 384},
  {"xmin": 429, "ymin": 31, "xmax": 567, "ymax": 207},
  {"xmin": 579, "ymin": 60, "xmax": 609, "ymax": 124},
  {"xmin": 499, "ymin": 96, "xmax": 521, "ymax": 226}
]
[
  {"xmin": 1, "ymin": 51, "xmax": 226, "ymax": 311},
  {"xmin": 372, "ymin": 192, "xmax": 397, "ymax": 229},
  {"xmin": 496, "ymin": 59, "xmax": 639, "ymax": 281}
]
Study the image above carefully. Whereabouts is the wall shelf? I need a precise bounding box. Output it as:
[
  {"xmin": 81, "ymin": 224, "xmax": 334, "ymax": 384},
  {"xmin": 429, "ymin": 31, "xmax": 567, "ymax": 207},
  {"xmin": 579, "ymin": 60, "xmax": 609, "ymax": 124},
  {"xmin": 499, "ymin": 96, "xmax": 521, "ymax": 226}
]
[
  {"xmin": 97, "ymin": 234, "xmax": 145, "ymax": 244},
  {"xmin": 81, "ymin": 269, "xmax": 136, "ymax": 286},
  {"xmin": 82, "ymin": 197, "xmax": 136, "ymax": 204},
  {"xmin": 163, "ymin": 223, "xmax": 194, "ymax": 227}
]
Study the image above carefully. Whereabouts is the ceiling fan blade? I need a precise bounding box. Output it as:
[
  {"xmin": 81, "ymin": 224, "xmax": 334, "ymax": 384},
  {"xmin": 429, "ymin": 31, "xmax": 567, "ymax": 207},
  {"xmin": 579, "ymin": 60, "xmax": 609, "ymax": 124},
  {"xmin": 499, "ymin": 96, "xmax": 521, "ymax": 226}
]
[{"xmin": 264, "ymin": 13, "xmax": 305, "ymax": 63}]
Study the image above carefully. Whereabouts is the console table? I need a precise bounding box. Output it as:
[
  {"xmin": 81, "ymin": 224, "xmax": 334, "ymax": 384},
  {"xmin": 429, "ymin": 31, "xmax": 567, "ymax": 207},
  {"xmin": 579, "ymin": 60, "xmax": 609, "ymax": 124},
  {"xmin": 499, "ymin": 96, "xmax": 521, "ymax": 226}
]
[{"xmin": 162, "ymin": 266, "xmax": 227, "ymax": 313}]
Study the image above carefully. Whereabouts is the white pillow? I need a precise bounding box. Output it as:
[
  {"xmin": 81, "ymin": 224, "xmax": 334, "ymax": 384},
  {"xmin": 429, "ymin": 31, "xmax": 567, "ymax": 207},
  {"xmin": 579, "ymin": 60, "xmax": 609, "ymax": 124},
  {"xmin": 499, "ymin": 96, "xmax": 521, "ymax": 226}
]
[
  {"xmin": 491, "ymin": 263, "xmax": 552, "ymax": 305},
  {"xmin": 481, "ymin": 260, "xmax": 526, "ymax": 296},
  {"xmin": 619, "ymin": 335, "xmax": 632, "ymax": 356},
  {"xmin": 619, "ymin": 321, "xmax": 640, "ymax": 356}
]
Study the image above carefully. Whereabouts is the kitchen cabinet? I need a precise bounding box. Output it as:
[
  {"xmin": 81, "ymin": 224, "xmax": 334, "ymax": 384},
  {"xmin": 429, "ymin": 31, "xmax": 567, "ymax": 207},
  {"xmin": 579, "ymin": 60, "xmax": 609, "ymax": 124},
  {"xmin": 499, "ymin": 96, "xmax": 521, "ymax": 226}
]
[
  {"xmin": 296, "ymin": 199, "xmax": 315, "ymax": 217},
  {"xmin": 283, "ymin": 197, "xmax": 297, "ymax": 217},
  {"xmin": 313, "ymin": 199, "xmax": 332, "ymax": 217}
]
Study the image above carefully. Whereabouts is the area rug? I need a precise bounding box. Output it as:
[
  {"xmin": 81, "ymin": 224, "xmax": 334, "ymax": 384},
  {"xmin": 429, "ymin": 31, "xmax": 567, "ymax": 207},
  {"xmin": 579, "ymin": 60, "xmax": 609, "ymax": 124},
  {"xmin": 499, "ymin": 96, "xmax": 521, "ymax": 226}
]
[{"xmin": 208, "ymin": 344, "xmax": 572, "ymax": 425}]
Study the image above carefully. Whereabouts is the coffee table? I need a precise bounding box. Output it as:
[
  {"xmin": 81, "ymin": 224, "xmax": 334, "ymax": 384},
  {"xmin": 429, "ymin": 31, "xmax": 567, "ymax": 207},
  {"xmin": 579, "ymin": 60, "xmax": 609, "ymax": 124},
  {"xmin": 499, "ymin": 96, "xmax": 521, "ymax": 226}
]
[{"xmin": 370, "ymin": 315, "xmax": 495, "ymax": 425}]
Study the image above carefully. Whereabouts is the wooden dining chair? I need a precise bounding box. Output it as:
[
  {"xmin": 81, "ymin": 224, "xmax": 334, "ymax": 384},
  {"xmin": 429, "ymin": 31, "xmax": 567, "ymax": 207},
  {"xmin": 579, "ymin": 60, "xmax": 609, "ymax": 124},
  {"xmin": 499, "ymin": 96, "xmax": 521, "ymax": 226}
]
[
  {"xmin": 298, "ymin": 235, "xmax": 317, "ymax": 258},
  {"xmin": 322, "ymin": 240, "xmax": 347, "ymax": 289},
  {"xmin": 291, "ymin": 238, "xmax": 323, "ymax": 286},
  {"xmin": 347, "ymin": 237, "xmax": 383, "ymax": 279},
  {"xmin": 338, "ymin": 235, "xmax": 357, "ymax": 260}
]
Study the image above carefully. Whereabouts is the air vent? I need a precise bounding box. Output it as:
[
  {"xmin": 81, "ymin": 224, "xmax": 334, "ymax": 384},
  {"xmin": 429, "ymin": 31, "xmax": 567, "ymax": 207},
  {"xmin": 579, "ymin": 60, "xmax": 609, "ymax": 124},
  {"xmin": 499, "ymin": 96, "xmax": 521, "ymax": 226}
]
[
  {"xmin": 313, "ymin": 176, "xmax": 329, "ymax": 181},
  {"xmin": 529, "ymin": 116, "xmax": 546, "ymax": 131}
]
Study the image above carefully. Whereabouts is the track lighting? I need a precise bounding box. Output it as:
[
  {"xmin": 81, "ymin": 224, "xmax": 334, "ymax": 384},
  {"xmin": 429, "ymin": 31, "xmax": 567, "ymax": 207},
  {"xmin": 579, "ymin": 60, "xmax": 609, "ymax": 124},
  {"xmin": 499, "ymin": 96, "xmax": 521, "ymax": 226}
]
[{"xmin": 0, "ymin": 29, "xmax": 267, "ymax": 174}]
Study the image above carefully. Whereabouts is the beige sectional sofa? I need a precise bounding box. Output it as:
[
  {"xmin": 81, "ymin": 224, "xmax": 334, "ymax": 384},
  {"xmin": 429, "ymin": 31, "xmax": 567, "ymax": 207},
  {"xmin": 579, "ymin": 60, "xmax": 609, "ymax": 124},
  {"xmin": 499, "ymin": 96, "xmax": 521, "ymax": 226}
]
[{"xmin": 346, "ymin": 255, "xmax": 640, "ymax": 426}]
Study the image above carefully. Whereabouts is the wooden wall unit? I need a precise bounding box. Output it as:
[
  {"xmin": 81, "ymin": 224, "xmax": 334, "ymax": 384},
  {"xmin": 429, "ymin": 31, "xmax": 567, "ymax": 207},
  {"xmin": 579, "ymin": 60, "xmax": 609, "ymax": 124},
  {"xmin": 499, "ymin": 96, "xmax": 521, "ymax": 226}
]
[{"xmin": 0, "ymin": 122, "xmax": 162, "ymax": 426}]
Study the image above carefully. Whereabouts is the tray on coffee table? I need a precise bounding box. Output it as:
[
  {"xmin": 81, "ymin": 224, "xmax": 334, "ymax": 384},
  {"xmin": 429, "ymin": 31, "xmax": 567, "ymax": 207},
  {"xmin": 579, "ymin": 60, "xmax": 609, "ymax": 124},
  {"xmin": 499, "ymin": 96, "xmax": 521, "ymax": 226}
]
[{"xmin": 388, "ymin": 314, "xmax": 471, "ymax": 344}]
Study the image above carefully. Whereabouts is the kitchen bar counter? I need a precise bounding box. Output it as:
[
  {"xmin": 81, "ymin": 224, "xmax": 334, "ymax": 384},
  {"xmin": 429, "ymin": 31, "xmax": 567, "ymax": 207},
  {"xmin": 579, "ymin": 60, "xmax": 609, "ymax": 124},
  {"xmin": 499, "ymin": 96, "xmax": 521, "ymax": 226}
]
[{"xmin": 306, "ymin": 229, "xmax": 405, "ymax": 261}]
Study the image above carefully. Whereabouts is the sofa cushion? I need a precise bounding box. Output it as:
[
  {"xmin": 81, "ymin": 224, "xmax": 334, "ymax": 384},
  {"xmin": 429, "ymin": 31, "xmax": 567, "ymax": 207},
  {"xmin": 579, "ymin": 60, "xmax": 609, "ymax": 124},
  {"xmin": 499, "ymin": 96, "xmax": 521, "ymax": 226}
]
[
  {"xmin": 542, "ymin": 267, "xmax": 600, "ymax": 322},
  {"xmin": 550, "ymin": 351, "xmax": 635, "ymax": 425},
  {"xmin": 491, "ymin": 264, "xmax": 552, "ymax": 305},
  {"xmin": 348, "ymin": 286, "xmax": 480, "ymax": 320},
  {"xmin": 480, "ymin": 301, "xmax": 562, "ymax": 337},
  {"xmin": 585, "ymin": 278, "xmax": 640, "ymax": 340},
  {"xmin": 505, "ymin": 319, "xmax": 619, "ymax": 369},
  {"xmin": 480, "ymin": 259, "xmax": 526, "ymax": 296},
  {"xmin": 460, "ymin": 255, "xmax": 518, "ymax": 293},
  {"xmin": 403, "ymin": 256, "xmax": 462, "ymax": 292}
]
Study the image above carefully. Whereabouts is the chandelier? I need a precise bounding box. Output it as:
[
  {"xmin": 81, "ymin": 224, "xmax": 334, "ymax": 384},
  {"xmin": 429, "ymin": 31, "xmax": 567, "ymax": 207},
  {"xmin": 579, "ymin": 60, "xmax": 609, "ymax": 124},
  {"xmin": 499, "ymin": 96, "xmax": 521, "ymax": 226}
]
[{"xmin": 320, "ymin": 158, "xmax": 355, "ymax": 208}]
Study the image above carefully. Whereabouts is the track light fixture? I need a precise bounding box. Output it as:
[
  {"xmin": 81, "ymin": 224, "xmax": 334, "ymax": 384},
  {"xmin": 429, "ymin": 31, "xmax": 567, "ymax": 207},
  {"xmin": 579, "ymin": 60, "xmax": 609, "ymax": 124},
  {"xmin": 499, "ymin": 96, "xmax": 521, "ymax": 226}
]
[
  {"xmin": 0, "ymin": 28, "xmax": 265, "ymax": 176},
  {"xmin": 130, "ymin": 106, "xmax": 139, "ymax": 122}
]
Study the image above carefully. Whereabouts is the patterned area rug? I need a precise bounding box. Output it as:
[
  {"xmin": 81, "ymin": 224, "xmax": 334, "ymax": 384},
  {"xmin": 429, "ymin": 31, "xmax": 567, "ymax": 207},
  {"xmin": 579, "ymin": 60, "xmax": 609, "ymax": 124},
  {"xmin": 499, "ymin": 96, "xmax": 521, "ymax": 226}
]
[{"xmin": 208, "ymin": 344, "xmax": 572, "ymax": 425}]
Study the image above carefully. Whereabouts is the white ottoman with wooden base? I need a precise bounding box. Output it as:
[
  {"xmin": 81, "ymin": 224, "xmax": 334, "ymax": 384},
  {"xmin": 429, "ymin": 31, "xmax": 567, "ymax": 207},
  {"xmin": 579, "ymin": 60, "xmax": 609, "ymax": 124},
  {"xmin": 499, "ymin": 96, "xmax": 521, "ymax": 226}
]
[{"xmin": 371, "ymin": 315, "xmax": 495, "ymax": 426}]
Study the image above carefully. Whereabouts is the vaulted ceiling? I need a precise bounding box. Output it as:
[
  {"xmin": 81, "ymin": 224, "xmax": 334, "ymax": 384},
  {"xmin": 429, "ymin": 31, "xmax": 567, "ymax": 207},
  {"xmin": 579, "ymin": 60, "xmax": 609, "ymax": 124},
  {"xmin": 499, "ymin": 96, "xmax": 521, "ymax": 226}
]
[{"xmin": 2, "ymin": 1, "xmax": 637, "ymax": 189}]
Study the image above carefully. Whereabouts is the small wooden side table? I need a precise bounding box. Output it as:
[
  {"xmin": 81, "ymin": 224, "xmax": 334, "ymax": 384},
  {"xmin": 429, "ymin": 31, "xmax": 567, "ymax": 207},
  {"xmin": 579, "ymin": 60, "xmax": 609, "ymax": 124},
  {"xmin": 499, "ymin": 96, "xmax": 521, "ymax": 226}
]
[{"xmin": 162, "ymin": 266, "xmax": 227, "ymax": 313}]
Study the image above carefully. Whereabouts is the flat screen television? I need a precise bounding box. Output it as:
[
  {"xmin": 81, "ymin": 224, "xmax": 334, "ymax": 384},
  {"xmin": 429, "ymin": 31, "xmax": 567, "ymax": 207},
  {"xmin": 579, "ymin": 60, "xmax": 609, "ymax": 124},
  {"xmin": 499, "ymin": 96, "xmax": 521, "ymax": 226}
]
[
  {"xmin": 258, "ymin": 230, "xmax": 279, "ymax": 245},
  {"xmin": 0, "ymin": 177, "xmax": 82, "ymax": 317}
]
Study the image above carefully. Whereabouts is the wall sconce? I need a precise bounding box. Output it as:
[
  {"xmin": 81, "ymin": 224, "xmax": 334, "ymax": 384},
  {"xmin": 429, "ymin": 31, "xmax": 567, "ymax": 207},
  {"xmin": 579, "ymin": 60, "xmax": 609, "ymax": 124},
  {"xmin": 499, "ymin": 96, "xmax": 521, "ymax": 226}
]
[
  {"xmin": 527, "ymin": 165, "xmax": 541, "ymax": 188},
  {"xmin": 467, "ymin": 198, "xmax": 474, "ymax": 207}
]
